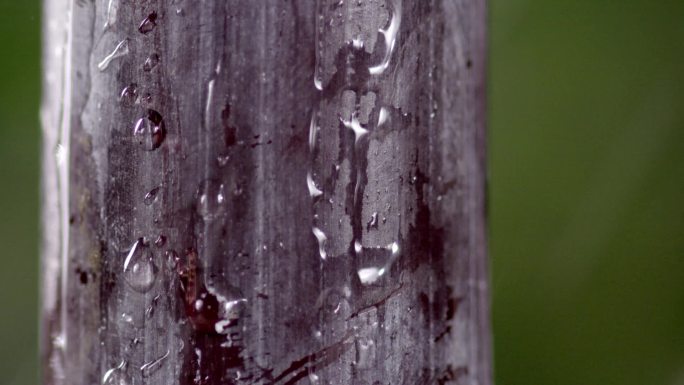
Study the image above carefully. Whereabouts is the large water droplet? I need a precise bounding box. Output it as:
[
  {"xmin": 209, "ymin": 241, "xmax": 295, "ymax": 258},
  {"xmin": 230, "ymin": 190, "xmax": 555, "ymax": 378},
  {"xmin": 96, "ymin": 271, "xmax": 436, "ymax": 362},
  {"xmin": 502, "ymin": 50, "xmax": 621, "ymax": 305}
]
[
  {"xmin": 134, "ymin": 109, "xmax": 166, "ymax": 151},
  {"xmin": 138, "ymin": 11, "xmax": 158, "ymax": 34},
  {"xmin": 123, "ymin": 239, "xmax": 158, "ymax": 293},
  {"xmin": 312, "ymin": 227, "xmax": 328, "ymax": 260},
  {"xmin": 143, "ymin": 53, "xmax": 160, "ymax": 72},
  {"xmin": 98, "ymin": 39, "xmax": 129, "ymax": 72}
]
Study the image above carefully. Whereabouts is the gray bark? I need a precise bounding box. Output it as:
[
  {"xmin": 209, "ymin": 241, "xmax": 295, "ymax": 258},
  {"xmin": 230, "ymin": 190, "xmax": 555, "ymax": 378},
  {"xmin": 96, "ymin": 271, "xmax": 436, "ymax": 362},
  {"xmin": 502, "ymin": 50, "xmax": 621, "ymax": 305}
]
[{"xmin": 40, "ymin": 1, "xmax": 490, "ymax": 385}]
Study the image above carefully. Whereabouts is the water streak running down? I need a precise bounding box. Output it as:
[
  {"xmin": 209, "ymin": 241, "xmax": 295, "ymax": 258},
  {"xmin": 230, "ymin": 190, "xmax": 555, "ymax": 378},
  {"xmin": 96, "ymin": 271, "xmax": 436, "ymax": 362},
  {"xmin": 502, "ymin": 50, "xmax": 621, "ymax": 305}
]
[
  {"xmin": 312, "ymin": 227, "xmax": 328, "ymax": 260},
  {"xmin": 55, "ymin": 143, "xmax": 66, "ymax": 166},
  {"xmin": 97, "ymin": 39, "xmax": 129, "ymax": 71},
  {"xmin": 204, "ymin": 79, "xmax": 215, "ymax": 129},
  {"xmin": 140, "ymin": 350, "xmax": 170, "ymax": 377},
  {"xmin": 369, "ymin": 0, "xmax": 402, "ymax": 75},
  {"xmin": 103, "ymin": 0, "xmax": 119, "ymax": 30},
  {"xmin": 313, "ymin": 12, "xmax": 324, "ymax": 91},
  {"xmin": 308, "ymin": 112, "xmax": 319, "ymax": 150}
]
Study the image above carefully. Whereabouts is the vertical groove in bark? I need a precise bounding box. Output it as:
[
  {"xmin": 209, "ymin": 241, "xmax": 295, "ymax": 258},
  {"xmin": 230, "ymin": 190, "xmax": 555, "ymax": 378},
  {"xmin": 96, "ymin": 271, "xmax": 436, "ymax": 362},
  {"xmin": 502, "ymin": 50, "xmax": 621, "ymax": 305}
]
[{"xmin": 41, "ymin": 1, "xmax": 490, "ymax": 385}]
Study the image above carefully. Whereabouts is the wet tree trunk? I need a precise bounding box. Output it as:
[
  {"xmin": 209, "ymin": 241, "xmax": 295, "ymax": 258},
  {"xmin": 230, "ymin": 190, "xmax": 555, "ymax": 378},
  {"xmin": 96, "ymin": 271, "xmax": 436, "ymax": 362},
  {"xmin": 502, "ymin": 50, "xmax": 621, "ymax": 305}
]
[{"xmin": 40, "ymin": 1, "xmax": 489, "ymax": 384}]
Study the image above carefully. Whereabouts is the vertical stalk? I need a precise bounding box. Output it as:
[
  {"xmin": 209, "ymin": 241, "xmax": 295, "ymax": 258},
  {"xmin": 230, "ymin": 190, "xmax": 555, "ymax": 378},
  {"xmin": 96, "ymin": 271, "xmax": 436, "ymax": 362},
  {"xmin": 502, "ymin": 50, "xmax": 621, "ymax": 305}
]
[{"xmin": 41, "ymin": 1, "xmax": 490, "ymax": 384}]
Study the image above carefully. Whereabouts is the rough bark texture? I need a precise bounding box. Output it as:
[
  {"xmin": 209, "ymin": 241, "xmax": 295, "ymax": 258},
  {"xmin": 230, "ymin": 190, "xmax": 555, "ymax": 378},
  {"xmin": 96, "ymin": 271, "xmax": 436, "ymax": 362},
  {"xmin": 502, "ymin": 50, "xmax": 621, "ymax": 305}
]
[{"xmin": 41, "ymin": 1, "xmax": 489, "ymax": 384}]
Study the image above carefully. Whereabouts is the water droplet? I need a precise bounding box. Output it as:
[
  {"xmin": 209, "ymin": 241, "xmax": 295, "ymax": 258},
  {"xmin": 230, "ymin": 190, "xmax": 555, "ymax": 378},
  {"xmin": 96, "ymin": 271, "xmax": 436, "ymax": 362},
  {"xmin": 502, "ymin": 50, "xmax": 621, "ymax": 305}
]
[
  {"xmin": 123, "ymin": 238, "xmax": 158, "ymax": 293},
  {"xmin": 378, "ymin": 107, "xmax": 389, "ymax": 126},
  {"xmin": 197, "ymin": 179, "xmax": 228, "ymax": 220},
  {"xmin": 145, "ymin": 295, "xmax": 160, "ymax": 319},
  {"xmin": 154, "ymin": 234, "xmax": 166, "ymax": 247},
  {"xmin": 102, "ymin": 361, "xmax": 129, "ymax": 385},
  {"xmin": 352, "ymin": 36, "xmax": 364, "ymax": 49},
  {"xmin": 144, "ymin": 187, "xmax": 160, "ymax": 205},
  {"xmin": 119, "ymin": 83, "xmax": 138, "ymax": 106},
  {"xmin": 340, "ymin": 112, "xmax": 368, "ymax": 143},
  {"xmin": 143, "ymin": 53, "xmax": 160, "ymax": 72},
  {"xmin": 313, "ymin": 74, "xmax": 323, "ymax": 91},
  {"xmin": 121, "ymin": 312, "xmax": 133, "ymax": 323},
  {"xmin": 312, "ymin": 227, "xmax": 327, "ymax": 260},
  {"xmin": 52, "ymin": 333, "xmax": 66, "ymax": 350},
  {"xmin": 357, "ymin": 267, "xmax": 384, "ymax": 285},
  {"xmin": 306, "ymin": 172, "xmax": 323, "ymax": 198},
  {"xmin": 354, "ymin": 240, "xmax": 362, "ymax": 254},
  {"xmin": 138, "ymin": 11, "xmax": 158, "ymax": 34},
  {"xmin": 98, "ymin": 39, "xmax": 129, "ymax": 71},
  {"xmin": 367, "ymin": 212, "xmax": 378, "ymax": 228},
  {"xmin": 216, "ymin": 154, "xmax": 231, "ymax": 167},
  {"xmin": 165, "ymin": 249, "xmax": 179, "ymax": 270},
  {"xmin": 387, "ymin": 241, "xmax": 400, "ymax": 256},
  {"xmin": 369, "ymin": 0, "xmax": 402, "ymax": 75},
  {"xmin": 134, "ymin": 109, "xmax": 166, "ymax": 151},
  {"xmin": 354, "ymin": 337, "xmax": 376, "ymax": 368},
  {"xmin": 140, "ymin": 92, "xmax": 153, "ymax": 105},
  {"xmin": 140, "ymin": 350, "xmax": 169, "ymax": 377},
  {"xmin": 308, "ymin": 372, "xmax": 321, "ymax": 385}
]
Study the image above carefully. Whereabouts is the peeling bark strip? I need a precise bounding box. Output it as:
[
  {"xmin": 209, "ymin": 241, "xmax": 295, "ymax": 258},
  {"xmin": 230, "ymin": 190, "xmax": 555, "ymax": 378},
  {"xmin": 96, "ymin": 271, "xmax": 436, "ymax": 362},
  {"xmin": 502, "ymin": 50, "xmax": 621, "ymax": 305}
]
[{"xmin": 41, "ymin": 1, "xmax": 490, "ymax": 385}]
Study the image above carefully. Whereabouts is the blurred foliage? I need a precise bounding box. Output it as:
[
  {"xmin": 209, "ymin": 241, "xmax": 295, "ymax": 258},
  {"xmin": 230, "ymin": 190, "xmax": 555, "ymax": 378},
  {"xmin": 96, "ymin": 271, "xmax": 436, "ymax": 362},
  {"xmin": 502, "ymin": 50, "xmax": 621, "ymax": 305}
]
[
  {"xmin": 0, "ymin": 1, "xmax": 41, "ymax": 385},
  {"xmin": 490, "ymin": 1, "xmax": 684, "ymax": 384},
  {"xmin": 0, "ymin": 1, "xmax": 682, "ymax": 384}
]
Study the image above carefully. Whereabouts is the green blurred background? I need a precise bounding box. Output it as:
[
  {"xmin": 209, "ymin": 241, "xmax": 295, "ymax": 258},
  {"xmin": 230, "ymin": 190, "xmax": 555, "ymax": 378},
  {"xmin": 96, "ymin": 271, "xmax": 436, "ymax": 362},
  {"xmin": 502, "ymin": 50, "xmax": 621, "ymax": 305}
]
[{"xmin": 0, "ymin": 1, "xmax": 682, "ymax": 384}]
